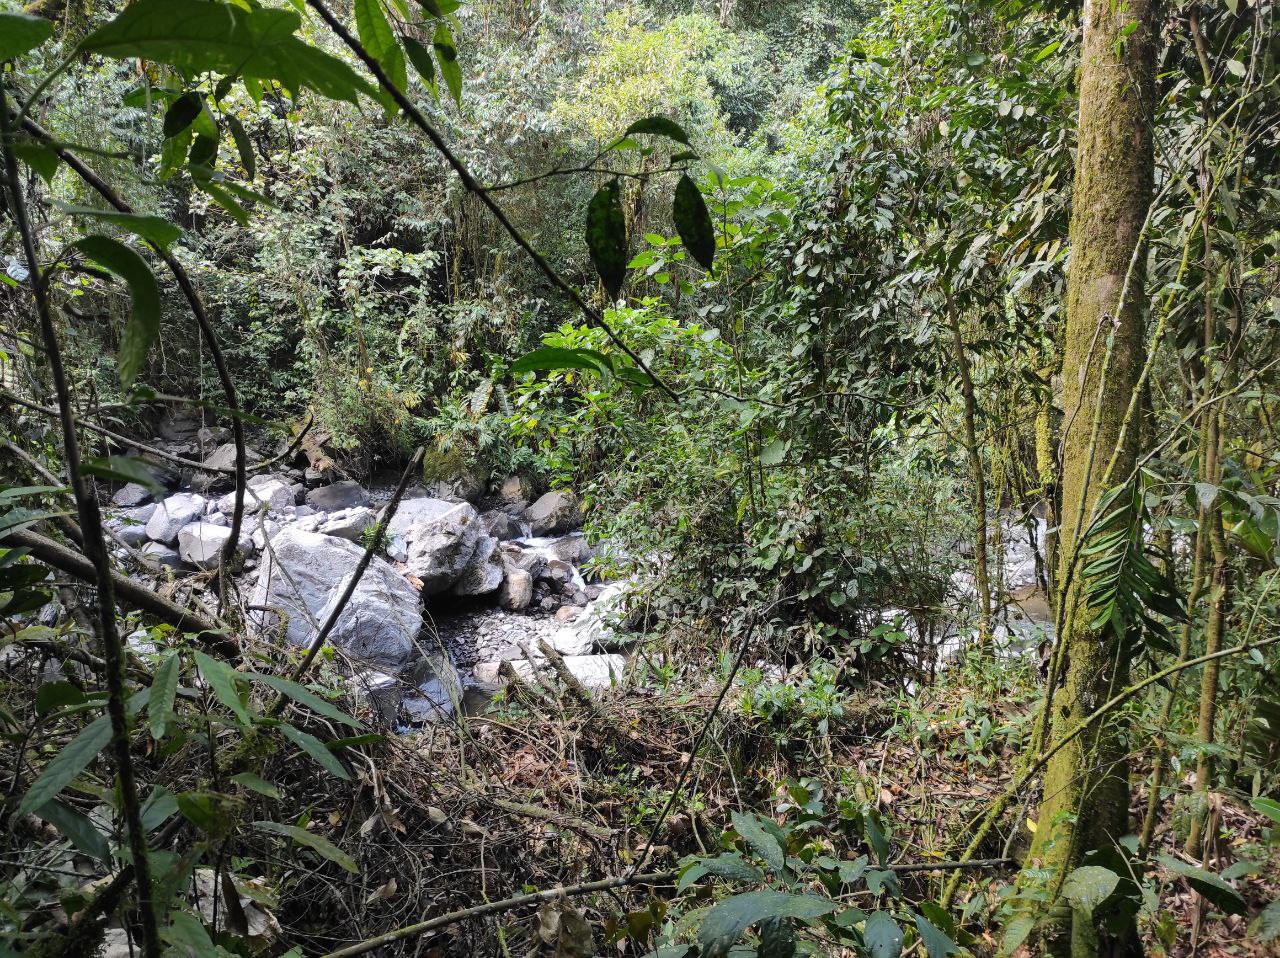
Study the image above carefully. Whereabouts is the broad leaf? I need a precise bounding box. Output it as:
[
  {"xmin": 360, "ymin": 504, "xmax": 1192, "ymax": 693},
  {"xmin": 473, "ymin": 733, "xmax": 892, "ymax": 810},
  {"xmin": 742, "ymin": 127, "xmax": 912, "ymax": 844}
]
[
  {"xmin": 404, "ymin": 36, "xmax": 437, "ymax": 95},
  {"xmin": 82, "ymin": 456, "xmax": 164, "ymax": 494},
  {"xmin": 1062, "ymin": 865, "xmax": 1120, "ymax": 918},
  {"xmin": 149, "ymin": 653, "xmax": 181, "ymax": 740},
  {"xmin": 673, "ymin": 174, "xmax": 715, "ymax": 272},
  {"xmin": 72, "ymin": 236, "xmax": 160, "ymax": 388},
  {"xmin": 11, "ymin": 143, "xmax": 60, "ymax": 185},
  {"xmin": 194, "ymin": 651, "xmax": 251, "ymax": 725},
  {"xmin": 730, "ymin": 811, "xmax": 786, "ymax": 875},
  {"xmin": 586, "ymin": 181, "xmax": 627, "ymax": 300},
  {"xmin": 913, "ymin": 911, "xmax": 957, "ymax": 958},
  {"xmin": 624, "ymin": 116, "xmax": 690, "ymax": 145},
  {"xmin": 253, "ymin": 820, "xmax": 357, "ymax": 873},
  {"xmin": 1157, "ymin": 854, "xmax": 1247, "ymax": 915},
  {"xmin": 250, "ymin": 673, "xmax": 362, "ymax": 728},
  {"xmin": 230, "ymin": 772, "xmax": 280, "ymax": 799},
  {"xmin": 0, "ymin": 12, "xmax": 54, "ymax": 60},
  {"xmin": 432, "ymin": 23, "xmax": 462, "ymax": 104},
  {"xmin": 510, "ymin": 346, "xmax": 615, "ymax": 378},
  {"xmin": 63, "ymin": 206, "xmax": 181, "ymax": 250},
  {"xmin": 40, "ymin": 799, "xmax": 112, "ymax": 863},
  {"xmin": 279, "ymin": 724, "xmax": 351, "ymax": 780},
  {"xmin": 353, "ymin": 0, "xmax": 407, "ymax": 93},
  {"xmin": 18, "ymin": 713, "xmax": 113, "ymax": 815},
  {"xmin": 164, "ymin": 910, "xmax": 218, "ymax": 958},
  {"xmin": 697, "ymin": 891, "xmax": 834, "ymax": 958},
  {"xmin": 862, "ymin": 911, "xmax": 903, "ymax": 958},
  {"xmin": 227, "ymin": 115, "xmax": 256, "ymax": 180},
  {"xmin": 1251, "ymin": 899, "xmax": 1280, "ymax": 943}
]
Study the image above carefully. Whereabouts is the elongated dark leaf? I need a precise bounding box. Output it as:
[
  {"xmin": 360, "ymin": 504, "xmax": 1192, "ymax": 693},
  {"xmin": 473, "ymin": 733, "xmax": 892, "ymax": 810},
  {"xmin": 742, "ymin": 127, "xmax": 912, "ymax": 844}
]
[
  {"xmin": 673, "ymin": 174, "xmax": 715, "ymax": 272},
  {"xmin": 63, "ymin": 206, "xmax": 181, "ymax": 250},
  {"xmin": 82, "ymin": 456, "xmax": 164, "ymax": 493},
  {"xmin": 0, "ymin": 12, "xmax": 55, "ymax": 60},
  {"xmin": 353, "ymin": 0, "xmax": 407, "ymax": 92},
  {"xmin": 250, "ymin": 673, "xmax": 362, "ymax": 728},
  {"xmin": 624, "ymin": 115, "xmax": 690, "ymax": 145},
  {"xmin": 72, "ymin": 236, "xmax": 160, "ymax": 388},
  {"xmin": 432, "ymin": 23, "xmax": 461, "ymax": 104},
  {"xmin": 230, "ymin": 772, "xmax": 280, "ymax": 799},
  {"xmin": 163, "ymin": 92, "xmax": 203, "ymax": 138},
  {"xmin": 279, "ymin": 724, "xmax": 351, "ymax": 780},
  {"xmin": 194, "ymin": 651, "xmax": 250, "ymax": 725},
  {"xmin": 403, "ymin": 36, "xmax": 437, "ymax": 95},
  {"xmin": 149, "ymin": 653, "xmax": 181, "ymax": 740},
  {"xmin": 40, "ymin": 799, "xmax": 112, "ymax": 863},
  {"xmin": 697, "ymin": 891, "xmax": 834, "ymax": 958},
  {"xmin": 18, "ymin": 714, "xmax": 113, "ymax": 815},
  {"xmin": 510, "ymin": 347, "xmax": 615, "ymax": 378},
  {"xmin": 1158, "ymin": 855, "xmax": 1247, "ymax": 915},
  {"xmin": 586, "ymin": 181, "xmax": 626, "ymax": 300},
  {"xmin": 253, "ymin": 820, "xmax": 357, "ymax": 873},
  {"xmin": 226, "ymin": 115, "xmax": 256, "ymax": 180}
]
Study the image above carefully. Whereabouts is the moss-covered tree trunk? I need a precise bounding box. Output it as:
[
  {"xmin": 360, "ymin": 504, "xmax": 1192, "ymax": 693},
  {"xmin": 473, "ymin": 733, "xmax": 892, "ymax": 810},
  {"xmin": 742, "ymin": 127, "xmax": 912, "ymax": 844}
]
[{"xmin": 1024, "ymin": 0, "xmax": 1157, "ymax": 952}]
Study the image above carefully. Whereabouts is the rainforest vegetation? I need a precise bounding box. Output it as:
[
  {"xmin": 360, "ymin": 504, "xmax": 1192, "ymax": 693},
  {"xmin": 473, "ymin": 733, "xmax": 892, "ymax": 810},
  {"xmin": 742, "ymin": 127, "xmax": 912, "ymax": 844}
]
[{"xmin": 2, "ymin": 0, "xmax": 1280, "ymax": 955}]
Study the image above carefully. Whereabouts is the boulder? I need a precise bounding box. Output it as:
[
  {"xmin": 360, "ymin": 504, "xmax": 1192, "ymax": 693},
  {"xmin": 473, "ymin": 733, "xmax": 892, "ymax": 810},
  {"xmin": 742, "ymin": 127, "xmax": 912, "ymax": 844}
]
[
  {"xmin": 452, "ymin": 535, "xmax": 504, "ymax": 596},
  {"xmin": 196, "ymin": 425, "xmax": 230, "ymax": 447},
  {"xmin": 107, "ymin": 504, "xmax": 158, "ymax": 547},
  {"xmin": 320, "ymin": 506, "xmax": 376, "ymax": 542},
  {"xmin": 140, "ymin": 541, "xmax": 183, "ymax": 570},
  {"xmin": 251, "ymin": 519, "xmax": 281, "ymax": 551},
  {"xmin": 474, "ymin": 654, "xmax": 626, "ymax": 690},
  {"xmin": 554, "ymin": 605, "xmax": 581, "ymax": 624},
  {"xmin": 158, "ymin": 409, "xmax": 201, "ymax": 443},
  {"xmin": 500, "ymin": 542, "xmax": 546, "ymax": 578},
  {"xmin": 401, "ymin": 653, "xmax": 463, "ymax": 723},
  {"xmin": 145, "ymin": 493, "xmax": 206, "ymax": 546},
  {"xmin": 217, "ymin": 475, "xmax": 295, "ymax": 515},
  {"xmin": 497, "ymin": 565, "xmax": 533, "ymax": 611},
  {"xmin": 401, "ymin": 503, "xmax": 483, "ymax": 595},
  {"xmin": 547, "ymin": 533, "xmax": 592, "ymax": 566},
  {"xmin": 178, "ymin": 522, "xmax": 249, "ymax": 569},
  {"xmin": 524, "ymin": 490, "xmax": 582, "ymax": 535},
  {"xmin": 540, "ymin": 557, "xmax": 576, "ymax": 592},
  {"xmin": 498, "ymin": 474, "xmax": 536, "ymax": 505},
  {"xmin": 481, "ymin": 509, "xmax": 526, "ymax": 542},
  {"xmin": 385, "ymin": 497, "xmax": 458, "ymax": 540},
  {"xmin": 190, "ymin": 443, "xmax": 261, "ymax": 493},
  {"xmin": 111, "ymin": 482, "xmax": 153, "ymax": 508},
  {"xmin": 252, "ymin": 527, "xmax": 420, "ymax": 669},
  {"xmin": 305, "ymin": 480, "xmax": 368, "ymax": 513},
  {"xmin": 351, "ymin": 669, "xmax": 401, "ymax": 724}
]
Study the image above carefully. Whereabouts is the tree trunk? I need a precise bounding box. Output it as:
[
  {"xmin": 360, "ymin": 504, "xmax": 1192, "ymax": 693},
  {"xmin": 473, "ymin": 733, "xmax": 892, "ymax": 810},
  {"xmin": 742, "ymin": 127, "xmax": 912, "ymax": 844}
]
[{"xmin": 1022, "ymin": 0, "xmax": 1157, "ymax": 951}]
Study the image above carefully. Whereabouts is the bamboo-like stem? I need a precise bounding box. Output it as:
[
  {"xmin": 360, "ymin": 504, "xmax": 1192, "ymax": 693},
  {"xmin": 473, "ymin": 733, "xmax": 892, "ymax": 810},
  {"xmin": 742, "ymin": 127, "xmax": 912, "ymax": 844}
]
[{"xmin": 0, "ymin": 83, "xmax": 161, "ymax": 958}]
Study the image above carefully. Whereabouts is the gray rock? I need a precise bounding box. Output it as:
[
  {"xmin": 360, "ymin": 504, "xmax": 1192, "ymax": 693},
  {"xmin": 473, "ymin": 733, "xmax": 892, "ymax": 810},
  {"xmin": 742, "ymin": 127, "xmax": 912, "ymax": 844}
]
[
  {"xmin": 140, "ymin": 541, "xmax": 183, "ymax": 570},
  {"xmin": 319, "ymin": 506, "xmax": 376, "ymax": 542},
  {"xmin": 547, "ymin": 533, "xmax": 593, "ymax": 566},
  {"xmin": 554, "ymin": 605, "xmax": 581, "ymax": 624},
  {"xmin": 305, "ymin": 480, "xmax": 368, "ymax": 513},
  {"xmin": 251, "ymin": 519, "xmax": 281, "ymax": 551},
  {"xmin": 111, "ymin": 482, "xmax": 153, "ymax": 507},
  {"xmin": 500, "ymin": 542, "xmax": 547, "ymax": 578},
  {"xmin": 498, "ymin": 474, "xmax": 536, "ymax": 504},
  {"xmin": 177, "ymin": 522, "xmax": 248, "ymax": 569},
  {"xmin": 159, "ymin": 409, "xmax": 201, "ymax": 443},
  {"xmin": 475, "ymin": 654, "xmax": 625, "ymax": 690},
  {"xmin": 402, "ymin": 503, "xmax": 483, "ymax": 595},
  {"xmin": 497, "ymin": 565, "xmax": 533, "ymax": 611},
  {"xmin": 251, "ymin": 526, "xmax": 420, "ymax": 669},
  {"xmin": 145, "ymin": 493, "xmax": 206, "ymax": 545},
  {"xmin": 351, "ymin": 669, "xmax": 401, "ymax": 724},
  {"xmin": 205, "ymin": 512, "xmax": 229, "ymax": 528},
  {"xmin": 190, "ymin": 443, "xmax": 261, "ymax": 493},
  {"xmin": 196, "ymin": 425, "xmax": 230, "ymax": 447},
  {"xmin": 385, "ymin": 497, "xmax": 457, "ymax": 539},
  {"xmin": 293, "ymin": 504, "xmax": 317, "ymax": 518},
  {"xmin": 481, "ymin": 509, "xmax": 526, "ymax": 541},
  {"xmin": 106, "ymin": 503, "xmax": 158, "ymax": 547},
  {"xmin": 217, "ymin": 476, "xmax": 294, "ymax": 515},
  {"xmin": 452, "ymin": 534, "xmax": 504, "ymax": 596},
  {"xmin": 303, "ymin": 467, "xmax": 326, "ymax": 487},
  {"xmin": 524, "ymin": 490, "xmax": 582, "ymax": 536},
  {"xmin": 540, "ymin": 558, "xmax": 575, "ymax": 592}
]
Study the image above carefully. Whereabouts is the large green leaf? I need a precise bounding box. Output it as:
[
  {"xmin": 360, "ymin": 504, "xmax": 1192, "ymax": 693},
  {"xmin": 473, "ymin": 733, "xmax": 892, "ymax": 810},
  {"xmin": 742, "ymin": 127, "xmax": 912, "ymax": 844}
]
[
  {"xmin": 353, "ymin": 0, "xmax": 407, "ymax": 93},
  {"xmin": 673, "ymin": 174, "xmax": 715, "ymax": 272},
  {"xmin": 862, "ymin": 911, "xmax": 903, "ymax": 958},
  {"xmin": 730, "ymin": 811, "xmax": 786, "ymax": 875},
  {"xmin": 1251, "ymin": 899, "xmax": 1280, "ymax": 943},
  {"xmin": 0, "ymin": 12, "xmax": 54, "ymax": 61},
  {"xmin": 403, "ymin": 36, "xmax": 437, "ymax": 95},
  {"xmin": 510, "ymin": 346, "xmax": 615, "ymax": 378},
  {"xmin": 149, "ymin": 652, "xmax": 181, "ymax": 740},
  {"xmin": 194, "ymin": 651, "xmax": 250, "ymax": 725},
  {"xmin": 252, "ymin": 820, "xmax": 357, "ymax": 873},
  {"xmin": 81, "ymin": 456, "xmax": 164, "ymax": 494},
  {"xmin": 1061, "ymin": 865, "xmax": 1120, "ymax": 918},
  {"xmin": 18, "ymin": 713, "xmax": 113, "ymax": 815},
  {"xmin": 624, "ymin": 115, "xmax": 691, "ymax": 145},
  {"xmin": 40, "ymin": 799, "xmax": 112, "ymax": 863},
  {"xmin": 697, "ymin": 891, "xmax": 834, "ymax": 958},
  {"xmin": 1157, "ymin": 854, "xmax": 1247, "ymax": 915},
  {"xmin": 912, "ymin": 911, "xmax": 957, "ymax": 958},
  {"xmin": 226, "ymin": 115, "xmax": 256, "ymax": 180},
  {"xmin": 250, "ymin": 673, "xmax": 362, "ymax": 728},
  {"xmin": 79, "ymin": 0, "xmax": 377, "ymax": 105},
  {"xmin": 432, "ymin": 22, "xmax": 461, "ymax": 104},
  {"xmin": 72, "ymin": 236, "xmax": 160, "ymax": 388},
  {"xmin": 279, "ymin": 724, "xmax": 351, "ymax": 780},
  {"xmin": 586, "ymin": 181, "xmax": 627, "ymax": 300}
]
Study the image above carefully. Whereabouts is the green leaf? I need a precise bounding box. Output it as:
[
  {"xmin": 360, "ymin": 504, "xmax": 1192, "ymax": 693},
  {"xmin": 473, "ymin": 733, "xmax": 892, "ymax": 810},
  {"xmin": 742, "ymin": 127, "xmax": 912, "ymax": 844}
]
[
  {"xmin": 731, "ymin": 811, "xmax": 786, "ymax": 875},
  {"xmin": 252, "ymin": 820, "xmax": 357, "ymax": 873},
  {"xmin": 677, "ymin": 853, "xmax": 764, "ymax": 892},
  {"xmin": 250, "ymin": 673, "xmax": 363, "ymax": 728},
  {"xmin": 175, "ymin": 791, "xmax": 222, "ymax": 834},
  {"xmin": 403, "ymin": 36, "xmax": 437, "ymax": 95},
  {"xmin": 40, "ymin": 799, "xmax": 112, "ymax": 862},
  {"xmin": 756, "ymin": 916, "xmax": 795, "ymax": 958},
  {"xmin": 164, "ymin": 910, "xmax": 217, "ymax": 958},
  {"xmin": 194, "ymin": 651, "xmax": 251, "ymax": 725},
  {"xmin": 912, "ymin": 912, "xmax": 957, "ymax": 958},
  {"xmin": 149, "ymin": 653, "xmax": 181, "ymax": 740},
  {"xmin": 163, "ymin": 92, "xmax": 203, "ymax": 138},
  {"xmin": 226, "ymin": 115, "xmax": 256, "ymax": 181},
  {"xmin": 1251, "ymin": 797, "xmax": 1280, "ymax": 826},
  {"xmin": 418, "ymin": 0, "xmax": 462, "ymax": 16},
  {"xmin": 586, "ymin": 181, "xmax": 627, "ymax": 300},
  {"xmin": 18, "ymin": 713, "xmax": 113, "ymax": 815},
  {"xmin": 195, "ymin": 180, "xmax": 249, "ymax": 226},
  {"xmin": 62, "ymin": 206, "xmax": 181, "ymax": 250},
  {"xmin": 760, "ymin": 439, "xmax": 786, "ymax": 467},
  {"xmin": 862, "ymin": 911, "xmax": 903, "ymax": 958},
  {"xmin": 82, "ymin": 456, "xmax": 164, "ymax": 494},
  {"xmin": 1250, "ymin": 899, "xmax": 1280, "ymax": 943},
  {"xmin": 1062, "ymin": 865, "xmax": 1120, "ymax": 918},
  {"xmin": 11, "ymin": 143, "xmax": 60, "ymax": 185},
  {"xmin": 432, "ymin": 22, "xmax": 462, "ymax": 104},
  {"xmin": 159, "ymin": 126, "xmax": 193, "ymax": 181},
  {"xmin": 697, "ymin": 891, "xmax": 835, "ymax": 958},
  {"xmin": 0, "ymin": 12, "xmax": 55, "ymax": 60},
  {"xmin": 230, "ymin": 772, "xmax": 280, "ymax": 799},
  {"xmin": 353, "ymin": 0, "xmax": 407, "ymax": 93},
  {"xmin": 36, "ymin": 682, "xmax": 87, "ymax": 717},
  {"xmin": 1157, "ymin": 855, "xmax": 1247, "ymax": 915},
  {"xmin": 80, "ymin": 0, "xmax": 377, "ymax": 105},
  {"xmin": 624, "ymin": 115, "xmax": 690, "ymax": 145},
  {"xmin": 72, "ymin": 236, "xmax": 160, "ymax": 389},
  {"xmin": 141, "ymin": 786, "xmax": 178, "ymax": 832},
  {"xmin": 673, "ymin": 174, "xmax": 715, "ymax": 272},
  {"xmin": 279, "ymin": 724, "xmax": 351, "ymax": 780},
  {"xmin": 510, "ymin": 346, "xmax": 615, "ymax": 378},
  {"xmin": 1000, "ymin": 915, "xmax": 1034, "ymax": 956}
]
